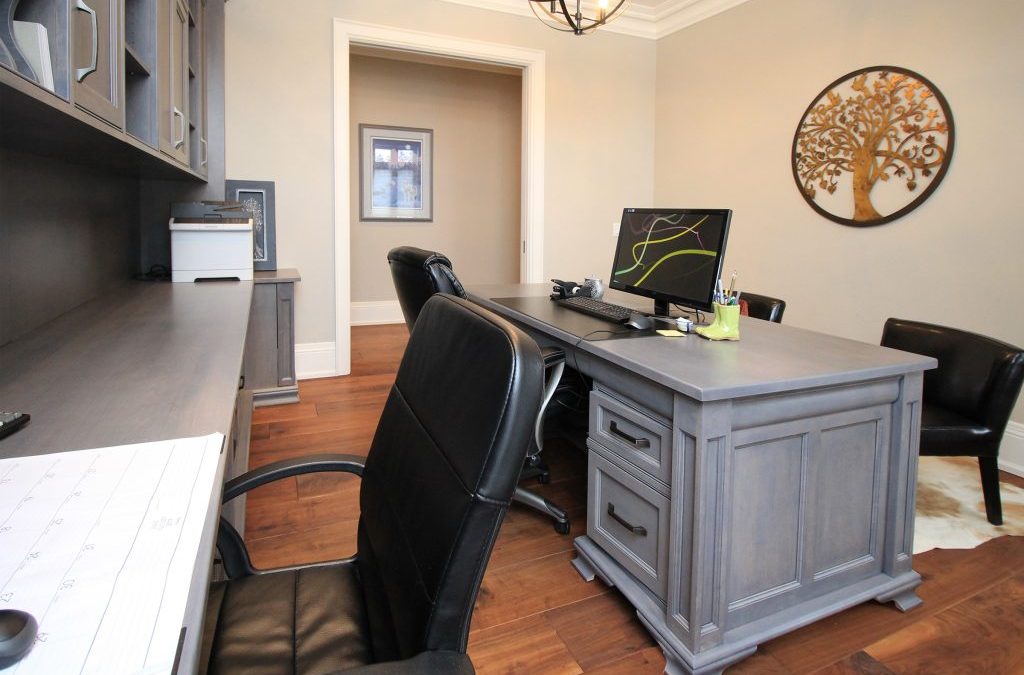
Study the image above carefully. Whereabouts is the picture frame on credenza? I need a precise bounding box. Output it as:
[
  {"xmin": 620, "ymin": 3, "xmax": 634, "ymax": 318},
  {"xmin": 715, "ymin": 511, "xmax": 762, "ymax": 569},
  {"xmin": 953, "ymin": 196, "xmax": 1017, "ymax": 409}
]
[{"xmin": 226, "ymin": 179, "xmax": 277, "ymax": 271}]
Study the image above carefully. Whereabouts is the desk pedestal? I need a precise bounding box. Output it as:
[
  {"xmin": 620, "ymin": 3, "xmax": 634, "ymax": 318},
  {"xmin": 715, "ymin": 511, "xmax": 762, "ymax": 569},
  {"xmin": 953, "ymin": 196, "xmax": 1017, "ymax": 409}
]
[{"xmin": 573, "ymin": 371, "xmax": 924, "ymax": 675}]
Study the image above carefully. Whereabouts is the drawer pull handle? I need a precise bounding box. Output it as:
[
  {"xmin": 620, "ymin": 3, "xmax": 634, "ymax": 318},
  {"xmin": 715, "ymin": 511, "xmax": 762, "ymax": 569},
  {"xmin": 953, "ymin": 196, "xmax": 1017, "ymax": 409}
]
[
  {"xmin": 607, "ymin": 503, "xmax": 647, "ymax": 536},
  {"xmin": 609, "ymin": 421, "xmax": 650, "ymax": 449}
]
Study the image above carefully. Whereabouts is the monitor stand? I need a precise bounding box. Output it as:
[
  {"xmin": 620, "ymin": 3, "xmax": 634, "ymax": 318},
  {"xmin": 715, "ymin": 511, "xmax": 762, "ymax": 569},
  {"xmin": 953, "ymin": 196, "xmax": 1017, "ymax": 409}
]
[{"xmin": 654, "ymin": 299, "xmax": 670, "ymax": 317}]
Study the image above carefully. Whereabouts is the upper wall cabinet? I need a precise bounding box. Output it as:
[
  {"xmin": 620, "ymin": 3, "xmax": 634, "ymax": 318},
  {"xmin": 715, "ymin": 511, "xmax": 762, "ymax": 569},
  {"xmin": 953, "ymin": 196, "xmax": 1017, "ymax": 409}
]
[
  {"xmin": 0, "ymin": 0, "xmax": 213, "ymax": 179},
  {"xmin": 0, "ymin": 0, "xmax": 70, "ymax": 99},
  {"xmin": 70, "ymin": 0, "xmax": 122, "ymax": 127},
  {"xmin": 156, "ymin": 0, "xmax": 186, "ymax": 163}
]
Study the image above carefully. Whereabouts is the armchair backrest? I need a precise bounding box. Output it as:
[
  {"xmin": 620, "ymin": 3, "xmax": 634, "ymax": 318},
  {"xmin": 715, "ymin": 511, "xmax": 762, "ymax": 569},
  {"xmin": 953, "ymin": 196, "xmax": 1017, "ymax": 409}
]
[
  {"xmin": 387, "ymin": 246, "xmax": 467, "ymax": 331},
  {"xmin": 881, "ymin": 318, "xmax": 1024, "ymax": 432},
  {"xmin": 356, "ymin": 294, "xmax": 543, "ymax": 660},
  {"xmin": 742, "ymin": 292, "xmax": 786, "ymax": 323}
]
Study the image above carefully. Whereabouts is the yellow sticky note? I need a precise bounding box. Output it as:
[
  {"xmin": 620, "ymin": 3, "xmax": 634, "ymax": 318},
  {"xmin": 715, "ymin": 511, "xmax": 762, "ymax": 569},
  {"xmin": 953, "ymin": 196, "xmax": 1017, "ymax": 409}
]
[{"xmin": 657, "ymin": 329, "xmax": 685, "ymax": 337}]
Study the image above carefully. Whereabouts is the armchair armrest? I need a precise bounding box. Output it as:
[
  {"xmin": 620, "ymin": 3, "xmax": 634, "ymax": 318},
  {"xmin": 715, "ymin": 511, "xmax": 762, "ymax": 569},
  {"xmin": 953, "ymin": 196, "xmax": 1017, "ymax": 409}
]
[
  {"xmin": 338, "ymin": 651, "xmax": 474, "ymax": 675},
  {"xmin": 218, "ymin": 453, "xmax": 366, "ymax": 578}
]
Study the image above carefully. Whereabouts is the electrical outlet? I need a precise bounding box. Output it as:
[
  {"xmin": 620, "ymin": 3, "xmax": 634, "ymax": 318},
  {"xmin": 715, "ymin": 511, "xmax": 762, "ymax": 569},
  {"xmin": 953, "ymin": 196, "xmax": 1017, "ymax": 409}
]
[{"xmin": 612, "ymin": 220, "xmax": 620, "ymax": 237}]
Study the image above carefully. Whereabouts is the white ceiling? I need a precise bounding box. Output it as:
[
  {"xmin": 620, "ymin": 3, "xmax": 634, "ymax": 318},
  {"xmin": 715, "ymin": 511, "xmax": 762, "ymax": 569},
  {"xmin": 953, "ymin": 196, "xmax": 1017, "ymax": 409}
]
[{"xmin": 437, "ymin": 0, "xmax": 753, "ymax": 39}]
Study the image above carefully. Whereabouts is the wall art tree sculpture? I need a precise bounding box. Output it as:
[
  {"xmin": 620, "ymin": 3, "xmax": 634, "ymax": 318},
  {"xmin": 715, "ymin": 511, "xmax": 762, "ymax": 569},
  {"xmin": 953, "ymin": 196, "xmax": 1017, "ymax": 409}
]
[{"xmin": 791, "ymin": 66, "xmax": 954, "ymax": 227}]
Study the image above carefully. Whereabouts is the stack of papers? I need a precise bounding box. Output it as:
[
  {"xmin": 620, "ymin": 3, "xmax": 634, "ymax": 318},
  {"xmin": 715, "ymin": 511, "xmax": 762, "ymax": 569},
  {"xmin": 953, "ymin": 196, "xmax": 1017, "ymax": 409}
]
[{"xmin": 0, "ymin": 434, "xmax": 223, "ymax": 674}]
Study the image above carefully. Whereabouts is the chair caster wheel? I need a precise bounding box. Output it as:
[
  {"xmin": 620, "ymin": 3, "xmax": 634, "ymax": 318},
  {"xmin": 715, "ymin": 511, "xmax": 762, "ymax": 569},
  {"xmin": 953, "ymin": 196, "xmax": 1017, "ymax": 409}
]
[{"xmin": 554, "ymin": 521, "xmax": 570, "ymax": 535}]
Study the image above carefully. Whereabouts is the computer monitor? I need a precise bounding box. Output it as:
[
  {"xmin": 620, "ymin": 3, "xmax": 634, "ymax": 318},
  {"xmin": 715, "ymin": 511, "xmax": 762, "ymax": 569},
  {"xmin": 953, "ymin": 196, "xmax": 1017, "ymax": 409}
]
[{"xmin": 609, "ymin": 208, "xmax": 732, "ymax": 315}]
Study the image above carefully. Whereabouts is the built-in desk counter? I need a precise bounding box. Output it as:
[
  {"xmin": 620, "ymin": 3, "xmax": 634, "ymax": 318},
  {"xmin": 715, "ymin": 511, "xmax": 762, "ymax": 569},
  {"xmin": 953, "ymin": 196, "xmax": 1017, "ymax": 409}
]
[{"xmin": 0, "ymin": 279, "xmax": 253, "ymax": 675}]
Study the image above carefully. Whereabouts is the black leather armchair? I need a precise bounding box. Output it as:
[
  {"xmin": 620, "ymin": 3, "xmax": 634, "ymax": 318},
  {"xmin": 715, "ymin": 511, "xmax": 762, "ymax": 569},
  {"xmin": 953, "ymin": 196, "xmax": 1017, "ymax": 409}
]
[
  {"xmin": 204, "ymin": 295, "xmax": 544, "ymax": 674},
  {"xmin": 742, "ymin": 292, "xmax": 786, "ymax": 323},
  {"xmin": 387, "ymin": 246, "xmax": 571, "ymax": 534},
  {"xmin": 881, "ymin": 318, "xmax": 1024, "ymax": 525}
]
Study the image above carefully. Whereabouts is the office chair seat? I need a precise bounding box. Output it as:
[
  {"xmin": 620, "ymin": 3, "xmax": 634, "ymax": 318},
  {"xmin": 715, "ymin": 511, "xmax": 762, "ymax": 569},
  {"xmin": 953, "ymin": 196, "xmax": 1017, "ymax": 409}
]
[
  {"xmin": 741, "ymin": 292, "xmax": 786, "ymax": 323},
  {"xmin": 881, "ymin": 317, "xmax": 1024, "ymax": 525},
  {"xmin": 387, "ymin": 245, "xmax": 571, "ymax": 534},
  {"xmin": 920, "ymin": 405, "xmax": 996, "ymax": 455},
  {"xmin": 205, "ymin": 295, "xmax": 542, "ymax": 674},
  {"xmin": 205, "ymin": 563, "xmax": 372, "ymax": 674}
]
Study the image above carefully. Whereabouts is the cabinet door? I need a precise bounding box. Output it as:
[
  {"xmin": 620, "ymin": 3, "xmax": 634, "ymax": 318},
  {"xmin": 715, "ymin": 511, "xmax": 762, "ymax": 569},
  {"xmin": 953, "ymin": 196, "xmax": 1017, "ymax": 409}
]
[
  {"xmin": 70, "ymin": 0, "xmax": 123, "ymax": 127},
  {"xmin": 157, "ymin": 0, "xmax": 188, "ymax": 163}
]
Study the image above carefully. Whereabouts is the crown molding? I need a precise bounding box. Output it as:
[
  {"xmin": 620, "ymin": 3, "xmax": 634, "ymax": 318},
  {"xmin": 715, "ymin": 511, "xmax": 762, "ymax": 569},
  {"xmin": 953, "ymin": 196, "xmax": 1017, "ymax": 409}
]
[{"xmin": 436, "ymin": 0, "xmax": 753, "ymax": 40}]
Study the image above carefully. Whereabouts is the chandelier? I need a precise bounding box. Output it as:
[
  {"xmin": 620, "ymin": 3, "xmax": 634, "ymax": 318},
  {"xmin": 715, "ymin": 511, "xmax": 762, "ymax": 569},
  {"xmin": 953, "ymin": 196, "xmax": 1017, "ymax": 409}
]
[{"xmin": 528, "ymin": 0, "xmax": 632, "ymax": 36}]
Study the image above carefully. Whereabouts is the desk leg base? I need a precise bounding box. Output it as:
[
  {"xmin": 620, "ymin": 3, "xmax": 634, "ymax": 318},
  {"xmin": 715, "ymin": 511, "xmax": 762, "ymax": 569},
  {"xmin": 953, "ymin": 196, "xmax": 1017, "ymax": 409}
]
[
  {"xmin": 573, "ymin": 536, "xmax": 615, "ymax": 587},
  {"xmin": 875, "ymin": 586, "xmax": 923, "ymax": 612}
]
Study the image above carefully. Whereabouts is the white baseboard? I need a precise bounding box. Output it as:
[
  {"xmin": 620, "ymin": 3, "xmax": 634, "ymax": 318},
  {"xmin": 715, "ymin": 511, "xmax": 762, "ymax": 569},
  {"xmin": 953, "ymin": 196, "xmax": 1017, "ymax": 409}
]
[
  {"xmin": 351, "ymin": 300, "xmax": 404, "ymax": 326},
  {"xmin": 295, "ymin": 341, "xmax": 337, "ymax": 380},
  {"xmin": 1001, "ymin": 421, "xmax": 1024, "ymax": 477}
]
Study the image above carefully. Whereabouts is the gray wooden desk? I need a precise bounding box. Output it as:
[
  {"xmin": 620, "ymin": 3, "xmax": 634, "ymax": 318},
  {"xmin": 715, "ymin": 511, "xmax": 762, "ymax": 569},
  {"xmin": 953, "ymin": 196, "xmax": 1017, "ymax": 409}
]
[
  {"xmin": 0, "ymin": 280, "xmax": 252, "ymax": 675},
  {"xmin": 470, "ymin": 284, "xmax": 935, "ymax": 675}
]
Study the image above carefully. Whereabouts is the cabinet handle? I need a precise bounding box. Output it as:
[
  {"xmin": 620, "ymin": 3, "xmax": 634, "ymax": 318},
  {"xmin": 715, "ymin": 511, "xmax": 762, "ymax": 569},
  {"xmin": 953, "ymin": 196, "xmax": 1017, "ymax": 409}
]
[
  {"xmin": 74, "ymin": 0, "xmax": 99, "ymax": 82},
  {"xmin": 173, "ymin": 107, "xmax": 185, "ymax": 149},
  {"xmin": 609, "ymin": 420, "xmax": 650, "ymax": 449},
  {"xmin": 200, "ymin": 137, "xmax": 208, "ymax": 167},
  {"xmin": 607, "ymin": 503, "xmax": 647, "ymax": 536}
]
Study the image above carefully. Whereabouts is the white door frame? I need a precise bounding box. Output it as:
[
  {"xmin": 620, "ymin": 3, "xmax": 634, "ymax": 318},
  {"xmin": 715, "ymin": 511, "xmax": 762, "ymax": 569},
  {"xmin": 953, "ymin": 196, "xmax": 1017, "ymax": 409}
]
[{"xmin": 332, "ymin": 19, "xmax": 546, "ymax": 375}]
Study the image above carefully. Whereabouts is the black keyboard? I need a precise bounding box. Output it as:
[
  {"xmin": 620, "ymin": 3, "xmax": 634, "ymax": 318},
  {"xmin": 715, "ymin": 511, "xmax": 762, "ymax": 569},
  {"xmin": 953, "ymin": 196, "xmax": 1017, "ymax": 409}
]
[
  {"xmin": 0, "ymin": 411, "xmax": 30, "ymax": 440},
  {"xmin": 556, "ymin": 296, "xmax": 636, "ymax": 323}
]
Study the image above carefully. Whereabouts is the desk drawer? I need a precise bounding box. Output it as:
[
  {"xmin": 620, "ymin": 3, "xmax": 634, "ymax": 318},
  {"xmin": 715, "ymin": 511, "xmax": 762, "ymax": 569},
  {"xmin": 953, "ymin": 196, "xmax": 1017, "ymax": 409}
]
[
  {"xmin": 588, "ymin": 447, "xmax": 670, "ymax": 601},
  {"xmin": 590, "ymin": 388, "xmax": 672, "ymax": 484}
]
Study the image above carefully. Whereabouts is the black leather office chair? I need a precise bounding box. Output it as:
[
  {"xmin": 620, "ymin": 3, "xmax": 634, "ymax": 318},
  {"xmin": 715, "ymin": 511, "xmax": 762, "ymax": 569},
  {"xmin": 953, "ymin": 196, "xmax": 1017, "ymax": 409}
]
[
  {"xmin": 387, "ymin": 246, "xmax": 571, "ymax": 534},
  {"xmin": 204, "ymin": 295, "xmax": 544, "ymax": 674},
  {"xmin": 742, "ymin": 292, "xmax": 786, "ymax": 323},
  {"xmin": 881, "ymin": 318, "xmax": 1024, "ymax": 525}
]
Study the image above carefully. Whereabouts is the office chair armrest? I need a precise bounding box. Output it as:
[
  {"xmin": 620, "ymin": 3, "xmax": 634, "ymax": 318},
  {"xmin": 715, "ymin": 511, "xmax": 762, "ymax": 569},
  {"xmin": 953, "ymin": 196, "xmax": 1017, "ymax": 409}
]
[
  {"xmin": 541, "ymin": 345, "xmax": 565, "ymax": 368},
  {"xmin": 217, "ymin": 453, "xmax": 366, "ymax": 579},
  {"xmin": 338, "ymin": 651, "xmax": 474, "ymax": 675},
  {"xmin": 222, "ymin": 453, "xmax": 366, "ymax": 504}
]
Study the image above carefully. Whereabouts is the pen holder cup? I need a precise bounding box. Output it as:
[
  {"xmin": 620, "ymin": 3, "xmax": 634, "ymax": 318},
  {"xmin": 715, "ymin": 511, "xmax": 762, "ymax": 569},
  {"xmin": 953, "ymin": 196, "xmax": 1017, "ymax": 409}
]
[{"xmin": 695, "ymin": 302, "xmax": 740, "ymax": 341}]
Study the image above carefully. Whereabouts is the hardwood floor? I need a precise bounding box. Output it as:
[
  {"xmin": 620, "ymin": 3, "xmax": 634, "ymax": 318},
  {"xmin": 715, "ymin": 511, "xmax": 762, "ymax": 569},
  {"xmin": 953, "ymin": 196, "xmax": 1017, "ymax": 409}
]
[{"xmin": 245, "ymin": 324, "xmax": 1024, "ymax": 674}]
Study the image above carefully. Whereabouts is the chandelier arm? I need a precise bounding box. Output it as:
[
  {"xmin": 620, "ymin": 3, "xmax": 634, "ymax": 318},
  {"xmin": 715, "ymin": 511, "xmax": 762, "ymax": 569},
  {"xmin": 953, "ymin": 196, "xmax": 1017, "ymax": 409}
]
[
  {"xmin": 557, "ymin": 0, "xmax": 581, "ymax": 34},
  {"xmin": 527, "ymin": 1, "xmax": 576, "ymax": 32}
]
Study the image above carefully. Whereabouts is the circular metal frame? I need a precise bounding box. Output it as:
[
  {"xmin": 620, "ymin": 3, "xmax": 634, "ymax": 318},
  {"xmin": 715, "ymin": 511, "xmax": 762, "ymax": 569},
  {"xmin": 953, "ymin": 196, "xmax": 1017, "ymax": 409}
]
[
  {"xmin": 791, "ymin": 65, "xmax": 955, "ymax": 228},
  {"xmin": 528, "ymin": 0, "xmax": 631, "ymax": 35}
]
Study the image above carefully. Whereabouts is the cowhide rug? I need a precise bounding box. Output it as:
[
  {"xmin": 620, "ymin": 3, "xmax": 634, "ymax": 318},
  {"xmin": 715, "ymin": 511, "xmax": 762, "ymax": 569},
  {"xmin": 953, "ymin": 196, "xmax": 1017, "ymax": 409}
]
[{"xmin": 914, "ymin": 456, "xmax": 1024, "ymax": 554}]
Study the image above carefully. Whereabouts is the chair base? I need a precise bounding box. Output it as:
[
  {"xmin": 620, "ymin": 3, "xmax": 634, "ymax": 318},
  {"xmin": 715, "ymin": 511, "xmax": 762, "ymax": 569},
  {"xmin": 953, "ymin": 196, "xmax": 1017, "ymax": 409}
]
[{"xmin": 513, "ymin": 485, "xmax": 570, "ymax": 534}]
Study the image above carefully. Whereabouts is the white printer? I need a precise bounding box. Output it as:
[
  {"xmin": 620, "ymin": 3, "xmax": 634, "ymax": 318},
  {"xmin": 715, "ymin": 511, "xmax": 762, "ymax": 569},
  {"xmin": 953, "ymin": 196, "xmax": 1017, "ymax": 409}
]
[{"xmin": 169, "ymin": 202, "xmax": 253, "ymax": 282}]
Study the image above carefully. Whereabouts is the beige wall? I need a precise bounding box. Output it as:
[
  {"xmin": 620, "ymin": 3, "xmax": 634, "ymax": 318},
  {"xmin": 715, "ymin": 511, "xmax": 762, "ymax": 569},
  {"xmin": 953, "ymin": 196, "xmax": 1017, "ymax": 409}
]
[
  {"xmin": 349, "ymin": 55, "xmax": 521, "ymax": 302},
  {"xmin": 225, "ymin": 0, "xmax": 656, "ymax": 343},
  {"xmin": 654, "ymin": 0, "xmax": 1024, "ymax": 423}
]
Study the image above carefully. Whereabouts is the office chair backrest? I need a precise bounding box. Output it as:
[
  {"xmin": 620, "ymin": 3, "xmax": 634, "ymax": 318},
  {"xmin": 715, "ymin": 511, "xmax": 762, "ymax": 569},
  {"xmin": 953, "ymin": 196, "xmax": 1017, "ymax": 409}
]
[
  {"xmin": 881, "ymin": 318, "xmax": 1024, "ymax": 433},
  {"xmin": 742, "ymin": 292, "xmax": 786, "ymax": 323},
  {"xmin": 356, "ymin": 294, "xmax": 543, "ymax": 660},
  {"xmin": 387, "ymin": 246, "xmax": 467, "ymax": 330}
]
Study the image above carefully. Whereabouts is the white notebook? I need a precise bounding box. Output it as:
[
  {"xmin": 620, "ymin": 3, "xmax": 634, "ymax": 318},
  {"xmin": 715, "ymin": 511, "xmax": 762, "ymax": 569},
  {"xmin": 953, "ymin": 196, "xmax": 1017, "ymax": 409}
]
[{"xmin": 12, "ymin": 21, "xmax": 54, "ymax": 92}]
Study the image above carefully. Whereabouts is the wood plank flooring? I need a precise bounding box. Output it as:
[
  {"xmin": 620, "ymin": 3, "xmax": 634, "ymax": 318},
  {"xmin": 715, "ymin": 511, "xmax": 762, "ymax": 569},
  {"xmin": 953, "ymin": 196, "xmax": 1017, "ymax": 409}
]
[{"xmin": 245, "ymin": 324, "xmax": 1024, "ymax": 674}]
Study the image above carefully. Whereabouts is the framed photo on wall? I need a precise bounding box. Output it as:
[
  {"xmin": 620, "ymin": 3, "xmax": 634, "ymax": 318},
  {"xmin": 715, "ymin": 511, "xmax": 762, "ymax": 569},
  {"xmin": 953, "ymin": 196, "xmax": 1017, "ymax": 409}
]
[
  {"xmin": 359, "ymin": 124, "xmax": 433, "ymax": 221},
  {"xmin": 226, "ymin": 179, "xmax": 277, "ymax": 271}
]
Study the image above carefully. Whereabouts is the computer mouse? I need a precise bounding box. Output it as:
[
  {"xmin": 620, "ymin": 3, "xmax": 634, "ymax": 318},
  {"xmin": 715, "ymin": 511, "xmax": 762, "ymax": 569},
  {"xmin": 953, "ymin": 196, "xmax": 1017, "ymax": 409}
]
[
  {"xmin": 625, "ymin": 314, "xmax": 654, "ymax": 331},
  {"xmin": 0, "ymin": 609, "xmax": 38, "ymax": 667}
]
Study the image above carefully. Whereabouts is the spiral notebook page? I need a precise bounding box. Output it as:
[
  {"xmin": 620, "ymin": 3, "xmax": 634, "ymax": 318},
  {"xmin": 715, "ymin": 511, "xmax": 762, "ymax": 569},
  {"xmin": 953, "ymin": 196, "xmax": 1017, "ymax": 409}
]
[{"xmin": 0, "ymin": 434, "xmax": 223, "ymax": 674}]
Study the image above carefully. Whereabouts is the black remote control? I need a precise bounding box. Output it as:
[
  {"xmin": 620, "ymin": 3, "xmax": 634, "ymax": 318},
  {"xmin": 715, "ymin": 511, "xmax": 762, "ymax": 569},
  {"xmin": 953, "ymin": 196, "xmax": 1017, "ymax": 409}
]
[{"xmin": 0, "ymin": 411, "xmax": 30, "ymax": 440}]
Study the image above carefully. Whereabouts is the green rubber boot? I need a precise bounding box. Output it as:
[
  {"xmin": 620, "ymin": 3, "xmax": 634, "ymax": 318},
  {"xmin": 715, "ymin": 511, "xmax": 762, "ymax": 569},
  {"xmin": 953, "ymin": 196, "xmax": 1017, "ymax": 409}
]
[{"xmin": 696, "ymin": 303, "xmax": 740, "ymax": 341}]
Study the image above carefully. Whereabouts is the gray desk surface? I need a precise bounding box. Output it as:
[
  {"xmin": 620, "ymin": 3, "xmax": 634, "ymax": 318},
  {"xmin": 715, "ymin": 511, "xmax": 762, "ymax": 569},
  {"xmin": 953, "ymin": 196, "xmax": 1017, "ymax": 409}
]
[
  {"xmin": 0, "ymin": 280, "xmax": 252, "ymax": 674},
  {"xmin": 470, "ymin": 284, "xmax": 935, "ymax": 401},
  {"xmin": 0, "ymin": 280, "xmax": 252, "ymax": 456},
  {"xmin": 254, "ymin": 268, "xmax": 301, "ymax": 284}
]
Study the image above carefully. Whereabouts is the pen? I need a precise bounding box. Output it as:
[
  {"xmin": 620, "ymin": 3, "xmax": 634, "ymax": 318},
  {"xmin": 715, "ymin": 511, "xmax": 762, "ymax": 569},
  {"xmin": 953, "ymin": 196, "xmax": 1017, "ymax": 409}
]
[{"xmin": 727, "ymin": 271, "xmax": 736, "ymax": 298}]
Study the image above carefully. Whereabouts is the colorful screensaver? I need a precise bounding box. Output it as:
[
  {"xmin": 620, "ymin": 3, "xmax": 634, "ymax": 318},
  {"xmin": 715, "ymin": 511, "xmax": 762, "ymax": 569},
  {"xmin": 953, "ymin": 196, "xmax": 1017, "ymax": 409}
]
[{"xmin": 611, "ymin": 210, "xmax": 727, "ymax": 303}]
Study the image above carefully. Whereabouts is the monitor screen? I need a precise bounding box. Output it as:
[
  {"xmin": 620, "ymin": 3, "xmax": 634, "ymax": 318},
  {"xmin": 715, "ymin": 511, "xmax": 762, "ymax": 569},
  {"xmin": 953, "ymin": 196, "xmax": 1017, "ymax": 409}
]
[{"xmin": 609, "ymin": 208, "xmax": 732, "ymax": 313}]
